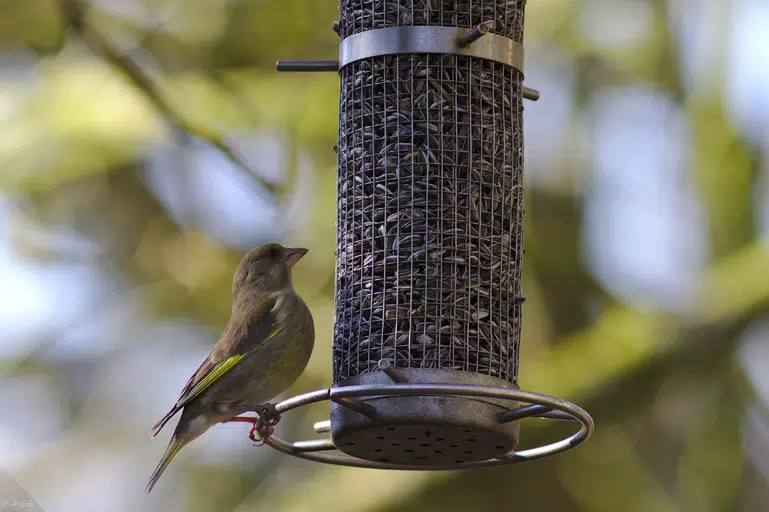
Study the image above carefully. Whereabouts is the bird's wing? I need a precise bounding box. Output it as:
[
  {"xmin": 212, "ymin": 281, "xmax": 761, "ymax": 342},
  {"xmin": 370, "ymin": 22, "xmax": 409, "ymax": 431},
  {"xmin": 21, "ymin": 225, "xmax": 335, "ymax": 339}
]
[{"xmin": 150, "ymin": 295, "xmax": 280, "ymax": 437}]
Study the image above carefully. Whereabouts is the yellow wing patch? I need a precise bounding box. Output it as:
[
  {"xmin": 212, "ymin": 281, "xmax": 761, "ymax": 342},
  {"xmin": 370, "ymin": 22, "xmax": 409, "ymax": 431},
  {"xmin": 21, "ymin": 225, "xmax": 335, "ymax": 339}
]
[{"xmin": 185, "ymin": 328, "xmax": 280, "ymax": 402}]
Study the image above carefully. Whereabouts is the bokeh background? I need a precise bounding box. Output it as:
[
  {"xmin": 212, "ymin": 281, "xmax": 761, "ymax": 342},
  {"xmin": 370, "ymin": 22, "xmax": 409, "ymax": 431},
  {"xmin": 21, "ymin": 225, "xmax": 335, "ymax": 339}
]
[{"xmin": 1, "ymin": 0, "xmax": 768, "ymax": 510}]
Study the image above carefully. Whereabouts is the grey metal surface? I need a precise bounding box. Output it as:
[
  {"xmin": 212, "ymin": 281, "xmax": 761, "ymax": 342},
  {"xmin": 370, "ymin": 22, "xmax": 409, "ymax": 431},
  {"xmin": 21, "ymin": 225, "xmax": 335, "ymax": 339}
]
[
  {"xmin": 259, "ymin": 383, "xmax": 594, "ymax": 470},
  {"xmin": 330, "ymin": 369, "xmax": 520, "ymax": 464},
  {"xmin": 275, "ymin": 60, "xmax": 339, "ymax": 72},
  {"xmin": 339, "ymin": 25, "xmax": 524, "ymax": 71}
]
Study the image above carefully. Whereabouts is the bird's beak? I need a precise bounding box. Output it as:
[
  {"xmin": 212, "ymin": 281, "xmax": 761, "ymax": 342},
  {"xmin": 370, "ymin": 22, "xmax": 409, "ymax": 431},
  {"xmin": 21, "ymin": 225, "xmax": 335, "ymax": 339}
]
[{"xmin": 284, "ymin": 247, "xmax": 309, "ymax": 267}]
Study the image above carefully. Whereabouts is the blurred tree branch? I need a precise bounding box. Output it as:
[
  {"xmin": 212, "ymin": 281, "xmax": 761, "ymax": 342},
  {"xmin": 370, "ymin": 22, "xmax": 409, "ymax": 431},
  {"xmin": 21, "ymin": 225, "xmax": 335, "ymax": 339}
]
[{"xmin": 58, "ymin": 0, "xmax": 281, "ymax": 197}]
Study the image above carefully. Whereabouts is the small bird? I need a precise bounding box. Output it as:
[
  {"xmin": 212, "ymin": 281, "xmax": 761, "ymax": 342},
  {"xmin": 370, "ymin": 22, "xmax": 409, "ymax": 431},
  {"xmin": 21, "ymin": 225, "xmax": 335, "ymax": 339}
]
[{"xmin": 145, "ymin": 243, "xmax": 315, "ymax": 494}]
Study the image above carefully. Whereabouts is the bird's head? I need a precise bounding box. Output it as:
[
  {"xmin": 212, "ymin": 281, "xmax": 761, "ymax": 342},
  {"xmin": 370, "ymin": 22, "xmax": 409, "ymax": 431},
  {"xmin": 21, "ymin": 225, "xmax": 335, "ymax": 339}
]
[{"xmin": 232, "ymin": 243, "xmax": 308, "ymax": 297}]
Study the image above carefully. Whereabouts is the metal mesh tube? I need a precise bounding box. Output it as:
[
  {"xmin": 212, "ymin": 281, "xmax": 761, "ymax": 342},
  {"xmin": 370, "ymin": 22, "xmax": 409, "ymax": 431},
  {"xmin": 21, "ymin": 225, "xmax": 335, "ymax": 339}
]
[
  {"xmin": 338, "ymin": 0, "xmax": 526, "ymax": 41},
  {"xmin": 333, "ymin": 0, "xmax": 526, "ymax": 385}
]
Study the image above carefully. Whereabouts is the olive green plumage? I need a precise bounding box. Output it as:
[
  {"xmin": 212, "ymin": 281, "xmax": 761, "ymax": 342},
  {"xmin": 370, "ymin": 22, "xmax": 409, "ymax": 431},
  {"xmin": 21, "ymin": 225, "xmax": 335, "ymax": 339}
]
[{"xmin": 145, "ymin": 243, "xmax": 315, "ymax": 494}]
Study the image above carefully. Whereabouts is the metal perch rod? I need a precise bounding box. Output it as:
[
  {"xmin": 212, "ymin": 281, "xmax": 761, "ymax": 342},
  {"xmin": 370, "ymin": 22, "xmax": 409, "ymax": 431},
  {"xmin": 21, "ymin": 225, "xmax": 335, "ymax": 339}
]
[{"xmin": 275, "ymin": 60, "xmax": 541, "ymax": 101}]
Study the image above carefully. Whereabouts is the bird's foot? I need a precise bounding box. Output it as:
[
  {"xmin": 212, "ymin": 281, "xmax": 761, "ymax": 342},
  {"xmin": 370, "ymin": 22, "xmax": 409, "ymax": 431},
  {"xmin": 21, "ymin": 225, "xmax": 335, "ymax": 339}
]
[
  {"xmin": 228, "ymin": 403, "xmax": 281, "ymax": 446},
  {"xmin": 248, "ymin": 421, "xmax": 275, "ymax": 446},
  {"xmin": 252, "ymin": 403, "xmax": 280, "ymax": 446}
]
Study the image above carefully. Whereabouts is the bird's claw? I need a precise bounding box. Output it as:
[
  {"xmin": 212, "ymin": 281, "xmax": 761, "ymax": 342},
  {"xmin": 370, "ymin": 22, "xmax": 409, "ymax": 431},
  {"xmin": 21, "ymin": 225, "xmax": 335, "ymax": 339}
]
[
  {"xmin": 247, "ymin": 403, "xmax": 280, "ymax": 446},
  {"xmin": 249, "ymin": 423, "xmax": 275, "ymax": 446}
]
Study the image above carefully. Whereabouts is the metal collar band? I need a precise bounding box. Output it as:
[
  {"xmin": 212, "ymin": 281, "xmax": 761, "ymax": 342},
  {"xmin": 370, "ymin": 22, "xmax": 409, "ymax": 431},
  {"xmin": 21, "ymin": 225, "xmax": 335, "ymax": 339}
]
[{"xmin": 339, "ymin": 26, "xmax": 524, "ymax": 72}]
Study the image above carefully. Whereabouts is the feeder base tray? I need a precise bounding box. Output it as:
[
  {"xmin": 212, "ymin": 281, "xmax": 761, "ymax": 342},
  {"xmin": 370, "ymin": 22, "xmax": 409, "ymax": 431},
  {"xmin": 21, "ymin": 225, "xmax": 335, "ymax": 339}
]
[
  {"xmin": 331, "ymin": 418, "xmax": 515, "ymax": 465},
  {"xmin": 330, "ymin": 369, "xmax": 519, "ymax": 465}
]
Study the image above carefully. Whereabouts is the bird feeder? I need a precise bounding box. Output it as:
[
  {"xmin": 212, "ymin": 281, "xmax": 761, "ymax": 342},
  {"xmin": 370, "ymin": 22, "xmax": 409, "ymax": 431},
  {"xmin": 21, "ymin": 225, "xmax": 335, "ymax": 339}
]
[{"xmin": 266, "ymin": 0, "xmax": 593, "ymax": 469}]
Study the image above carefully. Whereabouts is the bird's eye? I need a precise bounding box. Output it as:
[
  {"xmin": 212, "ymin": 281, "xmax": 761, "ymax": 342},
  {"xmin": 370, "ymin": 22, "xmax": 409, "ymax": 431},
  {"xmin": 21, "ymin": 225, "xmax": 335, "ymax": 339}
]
[{"xmin": 268, "ymin": 247, "xmax": 282, "ymax": 260}]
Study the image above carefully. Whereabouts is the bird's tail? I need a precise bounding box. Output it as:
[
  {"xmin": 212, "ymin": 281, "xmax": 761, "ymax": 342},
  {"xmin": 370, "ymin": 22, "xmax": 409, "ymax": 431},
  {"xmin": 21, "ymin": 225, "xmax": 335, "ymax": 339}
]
[
  {"xmin": 145, "ymin": 434, "xmax": 189, "ymax": 495},
  {"xmin": 146, "ymin": 410, "xmax": 211, "ymax": 495},
  {"xmin": 150, "ymin": 405, "xmax": 181, "ymax": 438}
]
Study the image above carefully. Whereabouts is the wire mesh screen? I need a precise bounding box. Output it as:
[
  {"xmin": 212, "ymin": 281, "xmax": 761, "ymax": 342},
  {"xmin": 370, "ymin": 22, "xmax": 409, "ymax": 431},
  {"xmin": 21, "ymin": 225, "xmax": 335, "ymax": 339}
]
[
  {"xmin": 333, "ymin": 0, "xmax": 526, "ymax": 385},
  {"xmin": 338, "ymin": 0, "xmax": 526, "ymax": 41}
]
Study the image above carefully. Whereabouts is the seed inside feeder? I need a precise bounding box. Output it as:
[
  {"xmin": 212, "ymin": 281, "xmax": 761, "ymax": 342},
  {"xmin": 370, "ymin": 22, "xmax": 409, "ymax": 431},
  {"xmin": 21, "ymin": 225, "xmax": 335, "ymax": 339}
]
[{"xmin": 334, "ymin": 48, "xmax": 524, "ymax": 384}]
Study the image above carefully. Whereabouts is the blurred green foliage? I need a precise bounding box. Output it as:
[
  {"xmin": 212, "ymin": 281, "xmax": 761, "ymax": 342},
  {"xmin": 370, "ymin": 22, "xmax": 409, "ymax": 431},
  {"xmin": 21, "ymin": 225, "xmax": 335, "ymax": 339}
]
[{"xmin": 0, "ymin": 1, "xmax": 767, "ymax": 511}]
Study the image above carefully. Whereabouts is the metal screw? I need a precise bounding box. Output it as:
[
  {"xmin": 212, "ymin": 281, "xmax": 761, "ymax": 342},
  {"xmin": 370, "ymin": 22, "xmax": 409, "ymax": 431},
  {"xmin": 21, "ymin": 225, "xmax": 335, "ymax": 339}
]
[
  {"xmin": 378, "ymin": 359, "xmax": 408, "ymax": 383},
  {"xmin": 457, "ymin": 23, "xmax": 489, "ymax": 48}
]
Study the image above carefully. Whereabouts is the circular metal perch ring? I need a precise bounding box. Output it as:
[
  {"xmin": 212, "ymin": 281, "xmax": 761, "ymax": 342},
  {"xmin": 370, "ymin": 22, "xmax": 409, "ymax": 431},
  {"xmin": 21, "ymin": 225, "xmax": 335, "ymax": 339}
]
[{"xmin": 262, "ymin": 384, "xmax": 594, "ymax": 470}]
